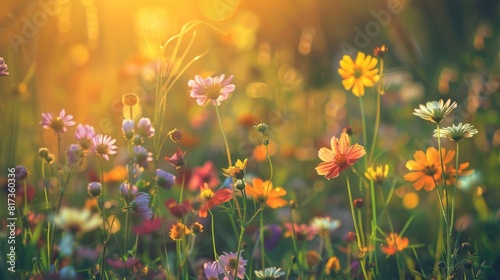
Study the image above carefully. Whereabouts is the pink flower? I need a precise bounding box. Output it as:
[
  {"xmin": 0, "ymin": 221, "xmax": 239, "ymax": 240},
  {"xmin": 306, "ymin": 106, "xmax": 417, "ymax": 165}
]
[
  {"xmin": 188, "ymin": 74, "xmax": 235, "ymax": 106},
  {"xmin": 132, "ymin": 217, "xmax": 162, "ymax": 235},
  {"xmin": 316, "ymin": 132, "xmax": 365, "ymax": 180},
  {"xmin": 219, "ymin": 251, "xmax": 248, "ymax": 279},
  {"xmin": 164, "ymin": 148, "xmax": 186, "ymax": 169},
  {"xmin": 283, "ymin": 223, "xmax": 318, "ymax": 241},
  {"xmin": 91, "ymin": 134, "xmax": 117, "ymax": 161},
  {"xmin": 188, "ymin": 161, "xmax": 220, "ymax": 191},
  {"xmin": 107, "ymin": 257, "xmax": 139, "ymax": 270},
  {"xmin": 75, "ymin": 124, "xmax": 95, "ymax": 150},
  {"xmin": 40, "ymin": 109, "xmax": 76, "ymax": 134}
]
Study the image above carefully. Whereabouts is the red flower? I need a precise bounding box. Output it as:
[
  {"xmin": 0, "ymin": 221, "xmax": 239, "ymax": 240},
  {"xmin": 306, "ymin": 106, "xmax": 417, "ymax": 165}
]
[
  {"xmin": 133, "ymin": 217, "xmax": 162, "ymax": 235},
  {"xmin": 188, "ymin": 161, "xmax": 220, "ymax": 191},
  {"xmin": 164, "ymin": 148, "xmax": 186, "ymax": 169},
  {"xmin": 165, "ymin": 198, "xmax": 192, "ymax": 219},
  {"xmin": 198, "ymin": 183, "xmax": 233, "ymax": 218}
]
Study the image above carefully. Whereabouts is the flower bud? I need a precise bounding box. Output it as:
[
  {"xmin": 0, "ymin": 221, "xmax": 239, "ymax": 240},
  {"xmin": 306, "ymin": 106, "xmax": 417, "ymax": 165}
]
[
  {"xmin": 38, "ymin": 147, "xmax": 49, "ymax": 159},
  {"xmin": 133, "ymin": 135, "xmax": 143, "ymax": 146},
  {"xmin": 353, "ymin": 198, "xmax": 364, "ymax": 209},
  {"xmin": 88, "ymin": 182, "xmax": 102, "ymax": 197},
  {"xmin": 137, "ymin": 118, "xmax": 155, "ymax": 138},
  {"xmin": 15, "ymin": 166, "xmax": 28, "ymax": 180},
  {"xmin": 235, "ymin": 179, "xmax": 246, "ymax": 190},
  {"xmin": 169, "ymin": 129, "xmax": 182, "ymax": 142},
  {"xmin": 122, "ymin": 119, "xmax": 135, "ymax": 140},
  {"xmin": 155, "ymin": 169, "xmax": 176, "ymax": 190}
]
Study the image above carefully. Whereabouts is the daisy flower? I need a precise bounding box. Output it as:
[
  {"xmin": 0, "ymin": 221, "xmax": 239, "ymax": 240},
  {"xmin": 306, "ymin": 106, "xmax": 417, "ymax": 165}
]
[
  {"xmin": 413, "ymin": 99, "xmax": 457, "ymax": 124},
  {"xmin": 91, "ymin": 134, "xmax": 117, "ymax": 161},
  {"xmin": 204, "ymin": 261, "xmax": 224, "ymax": 280},
  {"xmin": 188, "ymin": 74, "xmax": 235, "ymax": 106},
  {"xmin": 40, "ymin": 109, "xmax": 76, "ymax": 134},
  {"xmin": 338, "ymin": 52, "xmax": 380, "ymax": 96},
  {"xmin": 245, "ymin": 178, "xmax": 287, "ymax": 209},
  {"xmin": 310, "ymin": 216, "xmax": 342, "ymax": 238},
  {"xmin": 131, "ymin": 192, "xmax": 153, "ymax": 220},
  {"xmin": 52, "ymin": 207, "xmax": 102, "ymax": 234},
  {"xmin": 255, "ymin": 267, "xmax": 286, "ymax": 279},
  {"xmin": 197, "ymin": 183, "xmax": 233, "ymax": 218},
  {"xmin": 316, "ymin": 132, "xmax": 366, "ymax": 180},
  {"xmin": 219, "ymin": 251, "xmax": 248, "ymax": 279},
  {"xmin": 75, "ymin": 124, "xmax": 95, "ymax": 150},
  {"xmin": 434, "ymin": 123, "xmax": 478, "ymax": 142}
]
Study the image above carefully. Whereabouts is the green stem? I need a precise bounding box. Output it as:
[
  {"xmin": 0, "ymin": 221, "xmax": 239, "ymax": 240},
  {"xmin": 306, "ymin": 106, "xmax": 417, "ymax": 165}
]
[
  {"xmin": 214, "ymin": 104, "xmax": 232, "ymax": 166},
  {"xmin": 209, "ymin": 210, "xmax": 218, "ymax": 260},
  {"xmin": 259, "ymin": 208, "xmax": 266, "ymax": 269},
  {"xmin": 346, "ymin": 175, "xmax": 369, "ymax": 280},
  {"xmin": 450, "ymin": 142, "xmax": 459, "ymax": 233},
  {"xmin": 369, "ymin": 83, "xmax": 382, "ymax": 164},
  {"xmin": 358, "ymin": 96, "xmax": 368, "ymax": 168},
  {"xmin": 234, "ymin": 226, "xmax": 246, "ymax": 279}
]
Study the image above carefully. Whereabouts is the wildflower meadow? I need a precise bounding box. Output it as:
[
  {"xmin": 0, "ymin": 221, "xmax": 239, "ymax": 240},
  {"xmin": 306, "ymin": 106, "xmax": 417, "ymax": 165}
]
[{"xmin": 1, "ymin": 1, "xmax": 500, "ymax": 279}]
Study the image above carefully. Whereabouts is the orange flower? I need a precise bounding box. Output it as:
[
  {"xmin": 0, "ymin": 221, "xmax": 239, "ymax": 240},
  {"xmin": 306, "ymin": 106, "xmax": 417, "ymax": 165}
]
[
  {"xmin": 338, "ymin": 52, "xmax": 380, "ymax": 97},
  {"xmin": 245, "ymin": 178, "xmax": 287, "ymax": 208},
  {"xmin": 197, "ymin": 183, "xmax": 233, "ymax": 218},
  {"xmin": 169, "ymin": 222, "xmax": 192, "ymax": 241},
  {"xmin": 444, "ymin": 162, "xmax": 473, "ymax": 185},
  {"xmin": 316, "ymin": 132, "xmax": 366, "ymax": 180},
  {"xmin": 404, "ymin": 147, "xmax": 454, "ymax": 191},
  {"xmin": 381, "ymin": 233, "xmax": 409, "ymax": 255}
]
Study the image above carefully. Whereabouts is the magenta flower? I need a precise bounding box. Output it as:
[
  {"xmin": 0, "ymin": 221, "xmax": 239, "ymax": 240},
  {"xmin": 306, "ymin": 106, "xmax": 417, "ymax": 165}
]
[
  {"xmin": 91, "ymin": 134, "xmax": 117, "ymax": 161},
  {"xmin": 0, "ymin": 57, "xmax": 9, "ymax": 76},
  {"xmin": 40, "ymin": 109, "xmax": 76, "ymax": 134},
  {"xmin": 75, "ymin": 124, "xmax": 95, "ymax": 150},
  {"xmin": 188, "ymin": 74, "xmax": 235, "ymax": 106},
  {"xmin": 188, "ymin": 161, "xmax": 220, "ymax": 191},
  {"xmin": 219, "ymin": 251, "xmax": 248, "ymax": 279},
  {"xmin": 131, "ymin": 192, "xmax": 153, "ymax": 220},
  {"xmin": 164, "ymin": 148, "xmax": 186, "ymax": 169}
]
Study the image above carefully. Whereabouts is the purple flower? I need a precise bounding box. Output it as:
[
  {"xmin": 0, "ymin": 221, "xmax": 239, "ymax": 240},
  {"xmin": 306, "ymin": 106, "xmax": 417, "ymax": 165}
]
[
  {"xmin": 204, "ymin": 261, "xmax": 225, "ymax": 280},
  {"xmin": 75, "ymin": 124, "xmax": 95, "ymax": 150},
  {"xmin": 40, "ymin": 109, "xmax": 76, "ymax": 134},
  {"xmin": 0, "ymin": 57, "xmax": 9, "ymax": 76},
  {"xmin": 87, "ymin": 182, "xmax": 102, "ymax": 197},
  {"xmin": 66, "ymin": 144, "xmax": 83, "ymax": 166},
  {"xmin": 137, "ymin": 118, "xmax": 155, "ymax": 138},
  {"xmin": 91, "ymin": 134, "xmax": 117, "ymax": 161},
  {"xmin": 131, "ymin": 192, "xmax": 152, "ymax": 220},
  {"xmin": 107, "ymin": 257, "xmax": 139, "ymax": 270},
  {"xmin": 119, "ymin": 182, "xmax": 138, "ymax": 199},
  {"xmin": 188, "ymin": 74, "xmax": 235, "ymax": 106},
  {"xmin": 134, "ymin": 146, "xmax": 152, "ymax": 168},
  {"xmin": 122, "ymin": 119, "xmax": 135, "ymax": 139},
  {"xmin": 155, "ymin": 169, "xmax": 175, "ymax": 189},
  {"xmin": 14, "ymin": 166, "xmax": 28, "ymax": 180},
  {"xmin": 219, "ymin": 251, "xmax": 248, "ymax": 279}
]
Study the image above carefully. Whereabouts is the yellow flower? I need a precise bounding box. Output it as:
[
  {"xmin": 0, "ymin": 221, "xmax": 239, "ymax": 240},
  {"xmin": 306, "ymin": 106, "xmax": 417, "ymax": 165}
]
[
  {"xmin": 381, "ymin": 233, "xmax": 409, "ymax": 255},
  {"xmin": 325, "ymin": 256, "xmax": 341, "ymax": 275},
  {"xmin": 365, "ymin": 164, "xmax": 389, "ymax": 184},
  {"xmin": 222, "ymin": 158, "xmax": 248, "ymax": 179},
  {"xmin": 338, "ymin": 52, "xmax": 380, "ymax": 97},
  {"xmin": 52, "ymin": 208, "xmax": 102, "ymax": 234},
  {"xmin": 169, "ymin": 222, "xmax": 192, "ymax": 241}
]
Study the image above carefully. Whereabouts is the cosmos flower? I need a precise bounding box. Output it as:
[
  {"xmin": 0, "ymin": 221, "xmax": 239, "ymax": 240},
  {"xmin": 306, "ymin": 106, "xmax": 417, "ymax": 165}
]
[
  {"xmin": 164, "ymin": 148, "xmax": 186, "ymax": 169},
  {"xmin": 310, "ymin": 216, "xmax": 342, "ymax": 238},
  {"xmin": 91, "ymin": 134, "xmax": 117, "ymax": 161},
  {"xmin": 188, "ymin": 74, "xmax": 236, "ymax": 106},
  {"xmin": 188, "ymin": 161, "xmax": 220, "ymax": 191},
  {"xmin": 197, "ymin": 183, "xmax": 233, "ymax": 218},
  {"xmin": 51, "ymin": 208, "xmax": 102, "ymax": 234},
  {"xmin": 219, "ymin": 251, "xmax": 248, "ymax": 279},
  {"xmin": 434, "ymin": 123, "xmax": 478, "ymax": 142},
  {"xmin": 169, "ymin": 222, "xmax": 192, "ymax": 241},
  {"xmin": 338, "ymin": 52, "xmax": 380, "ymax": 96},
  {"xmin": 380, "ymin": 233, "xmax": 409, "ymax": 255},
  {"xmin": 75, "ymin": 124, "xmax": 95, "ymax": 150},
  {"xmin": 40, "ymin": 109, "xmax": 76, "ymax": 134},
  {"xmin": 164, "ymin": 198, "xmax": 192, "ymax": 218},
  {"xmin": 132, "ymin": 217, "xmax": 162, "ymax": 235},
  {"xmin": 131, "ymin": 192, "xmax": 153, "ymax": 220},
  {"xmin": 364, "ymin": 164, "xmax": 389, "ymax": 184},
  {"xmin": 254, "ymin": 267, "xmax": 286, "ymax": 279},
  {"xmin": 443, "ymin": 162, "xmax": 473, "ymax": 186},
  {"xmin": 245, "ymin": 178, "xmax": 287, "ymax": 209},
  {"xmin": 403, "ymin": 147, "xmax": 454, "ymax": 191},
  {"xmin": 413, "ymin": 99, "xmax": 457, "ymax": 124},
  {"xmin": 316, "ymin": 132, "xmax": 366, "ymax": 180}
]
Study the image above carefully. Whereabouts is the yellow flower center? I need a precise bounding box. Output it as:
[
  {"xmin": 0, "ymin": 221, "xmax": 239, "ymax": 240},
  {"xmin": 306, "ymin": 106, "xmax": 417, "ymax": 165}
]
[
  {"xmin": 200, "ymin": 188, "xmax": 215, "ymax": 200},
  {"xmin": 333, "ymin": 154, "xmax": 347, "ymax": 166},
  {"xmin": 204, "ymin": 84, "xmax": 222, "ymax": 100}
]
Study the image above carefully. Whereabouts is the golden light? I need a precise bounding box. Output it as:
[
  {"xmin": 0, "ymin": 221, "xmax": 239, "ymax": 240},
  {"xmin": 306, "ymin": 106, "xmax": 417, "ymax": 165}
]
[{"xmin": 402, "ymin": 192, "xmax": 419, "ymax": 209}]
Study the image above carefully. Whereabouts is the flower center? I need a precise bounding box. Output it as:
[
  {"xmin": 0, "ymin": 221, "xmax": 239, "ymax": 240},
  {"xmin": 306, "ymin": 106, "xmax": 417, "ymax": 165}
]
[
  {"xmin": 228, "ymin": 258, "xmax": 237, "ymax": 270},
  {"xmin": 200, "ymin": 188, "xmax": 215, "ymax": 200},
  {"xmin": 204, "ymin": 84, "xmax": 222, "ymax": 100},
  {"xmin": 423, "ymin": 165, "xmax": 438, "ymax": 176},
  {"xmin": 353, "ymin": 68, "xmax": 363, "ymax": 79},
  {"xmin": 95, "ymin": 144, "xmax": 109, "ymax": 155},
  {"xmin": 50, "ymin": 117, "xmax": 65, "ymax": 132},
  {"xmin": 79, "ymin": 138, "xmax": 92, "ymax": 150},
  {"xmin": 333, "ymin": 154, "xmax": 347, "ymax": 166}
]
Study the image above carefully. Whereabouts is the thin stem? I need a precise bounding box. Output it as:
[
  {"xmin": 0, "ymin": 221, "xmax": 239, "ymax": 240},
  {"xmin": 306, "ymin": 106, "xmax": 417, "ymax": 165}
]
[
  {"xmin": 57, "ymin": 132, "xmax": 61, "ymax": 164},
  {"xmin": 234, "ymin": 226, "xmax": 246, "ymax": 279},
  {"xmin": 260, "ymin": 208, "xmax": 266, "ymax": 269},
  {"xmin": 369, "ymin": 81, "xmax": 382, "ymax": 164},
  {"xmin": 214, "ymin": 104, "xmax": 232, "ymax": 166},
  {"xmin": 358, "ymin": 96, "xmax": 368, "ymax": 168},
  {"xmin": 450, "ymin": 142, "xmax": 459, "ymax": 233},
  {"xmin": 209, "ymin": 210, "xmax": 218, "ymax": 260}
]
